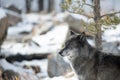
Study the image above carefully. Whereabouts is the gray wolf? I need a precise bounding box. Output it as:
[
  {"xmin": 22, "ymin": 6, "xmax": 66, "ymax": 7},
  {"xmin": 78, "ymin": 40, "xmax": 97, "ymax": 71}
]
[{"xmin": 59, "ymin": 32, "xmax": 120, "ymax": 80}]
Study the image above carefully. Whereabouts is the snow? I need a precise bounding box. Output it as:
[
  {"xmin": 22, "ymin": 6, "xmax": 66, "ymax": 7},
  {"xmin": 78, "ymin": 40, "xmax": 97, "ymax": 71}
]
[
  {"xmin": 32, "ymin": 24, "xmax": 69, "ymax": 52},
  {"xmin": 118, "ymin": 46, "xmax": 120, "ymax": 50},
  {"xmin": 22, "ymin": 13, "xmax": 41, "ymax": 24},
  {"xmin": 0, "ymin": 59, "xmax": 48, "ymax": 80},
  {"xmin": 1, "ymin": 10, "xmax": 120, "ymax": 80},
  {"xmin": 44, "ymin": 76, "xmax": 78, "ymax": 80},
  {"xmin": 13, "ymin": 59, "xmax": 48, "ymax": 77},
  {"xmin": 8, "ymin": 23, "xmax": 34, "ymax": 35},
  {"xmin": 0, "ymin": 59, "xmax": 34, "ymax": 74},
  {"xmin": 32, "ymin": 24, "xmax": 69, "ymax": 46},
  {"xmin": 87, "ymin": 39, "xmax": 95, "ymax": 47},
  {"xmin": 2, "ymin": 23, "xmax": 69, "ymax": 56},
  {"xmin": 53, "ymin": 13, "xmax": 68, "ymax": 22},
  {"xmin": 0, "ymin": 8, "xmax": 6, "ymax": 20},
  {"xmin": 103, "ymin": 24, "xmax": 120, "ymax": 42}
]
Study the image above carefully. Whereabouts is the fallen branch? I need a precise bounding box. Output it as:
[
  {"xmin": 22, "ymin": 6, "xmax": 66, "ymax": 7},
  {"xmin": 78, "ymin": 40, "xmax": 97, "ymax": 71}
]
[{"xmin": 5, "ymin": 53, "xmax": 50, "ymax": 63}]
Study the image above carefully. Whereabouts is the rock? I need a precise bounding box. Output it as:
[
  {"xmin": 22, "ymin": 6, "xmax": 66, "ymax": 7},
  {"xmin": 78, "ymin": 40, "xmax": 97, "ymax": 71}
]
[
  {"xmin": 64, "ymin": 14, "xmax": 93, "ymax": 36},
  {"xmin": 64, "ymin": 14, "xmax": 85, "ymax": 33},
  {"xmin": 2, "ymin": 70, "xmax": 20, "ymax": 80},
  {"xmin": 47, "ymin": 54, "xmax": 72, "ymax": 78}
]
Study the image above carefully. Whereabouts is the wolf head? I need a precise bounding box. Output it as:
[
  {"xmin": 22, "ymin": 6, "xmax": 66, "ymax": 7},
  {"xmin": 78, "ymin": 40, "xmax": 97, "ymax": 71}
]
[{"xmin": 59, "ymin": 32, "xmax": 93, "ymax": 63}]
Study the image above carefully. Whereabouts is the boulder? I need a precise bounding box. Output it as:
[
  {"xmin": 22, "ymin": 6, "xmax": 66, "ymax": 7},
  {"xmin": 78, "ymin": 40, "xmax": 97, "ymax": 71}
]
[{"xmin": 47, "ymin": 54, "xmax": 72, "ymax": 77}]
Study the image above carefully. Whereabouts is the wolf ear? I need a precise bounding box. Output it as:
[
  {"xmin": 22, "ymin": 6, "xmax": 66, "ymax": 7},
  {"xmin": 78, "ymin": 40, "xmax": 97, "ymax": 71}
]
[
  {"xmin": 77, "ymin": 32, "xmax": 87, "ymax": 42},
  {"xmin": 70, "ymin": 30, "xmax": 78, "ymax": 35}
]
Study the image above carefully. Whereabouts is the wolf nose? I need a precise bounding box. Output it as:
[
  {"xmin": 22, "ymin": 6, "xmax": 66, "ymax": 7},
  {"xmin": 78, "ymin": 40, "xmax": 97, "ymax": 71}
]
[{"xmin": 59, "ymin": 50, "xmax": 64, "ymax": 56}]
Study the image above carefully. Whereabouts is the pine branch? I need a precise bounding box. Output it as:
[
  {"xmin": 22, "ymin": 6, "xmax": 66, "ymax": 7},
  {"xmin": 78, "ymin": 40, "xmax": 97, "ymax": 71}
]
[{"xmin": 101, "ymin": 11, "xmax": 120, "ymax": 18}]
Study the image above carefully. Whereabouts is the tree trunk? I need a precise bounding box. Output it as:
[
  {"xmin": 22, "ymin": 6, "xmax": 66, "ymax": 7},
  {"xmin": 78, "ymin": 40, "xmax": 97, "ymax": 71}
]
[
  {"xmin": 38, "ymin": 0, "xmax": 43, "ymax": 11},
  {"xmin": 48, "ymin": 0, "xmax": 54, "ymax": 12},
  {"xmin": 26, "ymin": 0, "xmax": 31, "ymax": 13},
  {"xmin": 0, "ymin": 0, "xmax": 1, "ymax": 7},
  {"xmin": 0, "ymin": 16, "xmax": 8, "ymax": 51},
  {"xmin": 93, "ymin": 0, "xmax": 102, "ymax": 50}
]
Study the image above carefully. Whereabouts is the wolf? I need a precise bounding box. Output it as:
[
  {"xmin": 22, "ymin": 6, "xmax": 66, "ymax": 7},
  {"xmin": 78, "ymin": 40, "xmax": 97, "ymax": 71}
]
[{"xmin": 59, "ymin": 32, "xmax": 120, "ymax": 80}]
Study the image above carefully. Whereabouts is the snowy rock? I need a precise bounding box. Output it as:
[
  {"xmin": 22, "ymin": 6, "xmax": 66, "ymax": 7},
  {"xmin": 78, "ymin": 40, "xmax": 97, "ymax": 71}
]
[
  {"xmin": 47, "ymin": 54, "xmax": 72, "ymax": 78},
  {"xmin": 64, "ymin": 13, "xmax": 93, "ymax": 34}
]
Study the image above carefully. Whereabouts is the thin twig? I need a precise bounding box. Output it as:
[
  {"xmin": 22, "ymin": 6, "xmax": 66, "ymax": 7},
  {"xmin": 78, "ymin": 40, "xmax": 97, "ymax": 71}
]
[
  {"xmin": 85, "ymin": 3, "xmax": 94, "ymax": 7},
  {"xmin": 101, "ymin": 11, "xmax": 120, "ymax": 18},
  {"xmin": 68, "ymin": 10, "xmax": 94, "ymax": 18}
]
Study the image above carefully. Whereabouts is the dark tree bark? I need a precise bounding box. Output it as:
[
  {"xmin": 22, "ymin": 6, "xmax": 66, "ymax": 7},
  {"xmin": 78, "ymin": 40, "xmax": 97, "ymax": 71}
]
[
  {"xmin": 38, "ymin": 0, "xmax": 43, "ymax": 11},
  {"xmin": 0, "ymin": 17, "xmax": 8, "ymax": 52},
  {"xmin": 26, "ymin": 0, "xmax": 31, "ymax": 13},
  {"xmin": 93, "ymin": 0, "xmax": 102, "ymax": 50},
  {"xmin": 6, "ymin": 53, "xmax": 49, "ymax": 63},
  {"xmin": 48, "ymin": 0, "xmax": 54, "ymax": 12}
]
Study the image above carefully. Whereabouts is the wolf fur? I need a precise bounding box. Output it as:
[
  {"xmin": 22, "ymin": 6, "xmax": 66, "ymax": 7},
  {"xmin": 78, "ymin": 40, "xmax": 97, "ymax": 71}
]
[{"xmin": 59, "ymin": 32, "xmax": 120, "ymax": 80}]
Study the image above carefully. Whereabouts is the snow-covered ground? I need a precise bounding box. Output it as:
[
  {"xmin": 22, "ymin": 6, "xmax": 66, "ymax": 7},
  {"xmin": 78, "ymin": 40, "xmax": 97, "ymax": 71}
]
[
  {"xmin": 0, "ymin": 11, "xmax": 120, "ymax": 80},
  {"xmin": 0, "ymin": 12, "xmax": 73, "ymax": 80},
  {"xmin": 103, "ymin": 24, "xmax": 120, "ymax": 42}
]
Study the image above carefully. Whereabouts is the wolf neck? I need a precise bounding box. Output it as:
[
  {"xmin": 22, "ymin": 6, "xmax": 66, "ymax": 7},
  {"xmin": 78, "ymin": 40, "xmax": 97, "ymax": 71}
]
[{"xmin": 72, "ymin": 42, "xmax": 98, "ymax": 80}]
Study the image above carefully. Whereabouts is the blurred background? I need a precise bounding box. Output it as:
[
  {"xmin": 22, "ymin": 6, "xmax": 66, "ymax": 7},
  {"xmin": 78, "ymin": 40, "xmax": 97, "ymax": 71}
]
[{"xmin": 0, "ymin": 0, "xmax": 120, "ymax": 80}]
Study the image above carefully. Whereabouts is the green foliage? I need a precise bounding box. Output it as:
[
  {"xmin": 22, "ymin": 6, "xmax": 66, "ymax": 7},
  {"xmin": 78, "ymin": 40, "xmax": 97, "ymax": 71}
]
[
  {"xmin": 100, "ymin": 16, "xmax": 120, "ymax": 26},
  {"xmin": 61, "ymin": 0, "xmax": 87, "ymax": 14},
  {"xmin": 77, "ymin": 16, "xmax": 120, "ymax": 35},
  {"xmin": 77, "ymin": 20, "xmax": 97, "ymax": 35},
  {"xmin": 61, "ymin": 0, "xmax": 120, "ymax": 36}
]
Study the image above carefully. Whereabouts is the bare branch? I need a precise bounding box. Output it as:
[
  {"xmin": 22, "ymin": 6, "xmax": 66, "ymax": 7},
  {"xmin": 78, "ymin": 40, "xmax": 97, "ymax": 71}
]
[
  {"xmin": 67, "ymin": 10, "xmax": 94, "ymax": 18},
  {"xmin": 101, "ymin": 11, "xmax": 120, "ymax": 18},
  {"xmin": 84, "ymin": 3, "xmax": 94, "ymax": 8}
]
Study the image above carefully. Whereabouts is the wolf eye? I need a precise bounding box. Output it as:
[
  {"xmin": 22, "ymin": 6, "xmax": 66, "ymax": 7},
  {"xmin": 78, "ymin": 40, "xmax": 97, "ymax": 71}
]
[{"xmin": 62, "ymin": 44, "xmax": 65, "ymax": 48}]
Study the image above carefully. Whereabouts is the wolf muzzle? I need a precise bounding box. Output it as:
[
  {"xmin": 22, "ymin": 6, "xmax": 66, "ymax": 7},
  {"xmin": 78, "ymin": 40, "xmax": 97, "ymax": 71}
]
[{"xmin": 59, "ymin": 50, "xmax": 64, "ymax": 56}]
